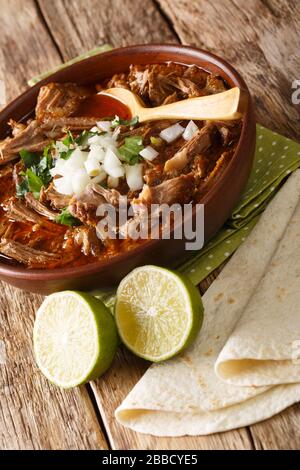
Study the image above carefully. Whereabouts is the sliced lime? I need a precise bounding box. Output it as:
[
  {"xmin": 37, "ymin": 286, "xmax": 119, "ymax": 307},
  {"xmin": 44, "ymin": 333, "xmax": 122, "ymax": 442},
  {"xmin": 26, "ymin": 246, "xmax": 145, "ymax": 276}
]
[
  {"xmin": 33, "ymin": 291, "xmax": 118, "ymax": 388},
  {"xmin": 115, "ymin": 265, "xmax": 203, "ymax": 362}
]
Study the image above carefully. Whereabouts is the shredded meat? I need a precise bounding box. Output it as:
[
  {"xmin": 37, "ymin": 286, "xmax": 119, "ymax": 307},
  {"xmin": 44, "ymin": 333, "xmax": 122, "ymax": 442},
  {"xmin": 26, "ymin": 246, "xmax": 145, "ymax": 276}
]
[
  {"xmin": 0, "ymin": 238, "xmax": 61, "ymax": 267},
  {"xmin": 41, "ymin": 116, "xmax": 99, "ymax": 131},
  {"xmin": 195, "ymin": 150, "xmax": 234, "ymax": 199},
  {"xmin": 25, "ymin": 192, "xmax": 58, "ymax": 221},
  {"xmin": 0, "ymin": 62, "xmax": 241, "ymax": 270},
  {"xmin": 4, "ymin": 198, "xmax": 53, "ymax": 226},
  {"xmin": 183, "ymin": 65, "xmax": 208, "ymax": 87},
  {"xmin": 0, "ymin": 83, "xmax": 97, "ymax": 164},
  {"xmin": 138, "ymin": 174, "xmax": 195, "ymax": 206},
  {"xmin": 0, "ymin": 120, "xmax": 62, "ymax": 163},
  {"xmin": 128, "ymin": 63, "xmax": 184, "ymax": 106},
  {"xmin": 169, "ymin": 77, "xmax": 205, "ymax": 98},
  {"xmin": 164, "ymin": 123, "xmax": 215, "ymax": 173},
  {"xmin": 205, "ymin": 75, "xmax": 227, "ymax": 94},
  {"xmin": 73, "ymin": 226, "xmax": 102, "ymax": 256},
  {"xmin": 0, "ymin": 164, "xmax": 13, "ymax": 179},
  {"xmin": 92, "ymin": 184, "xmax": 128, "ymax": 207},
  {"xmin": 41, "ymin": 182, "xmax": 71, "ymax": 210},
  {"xmin": 162, "ymin": 91, "xmax": 178, "ymax": 105},
  {"xmin": 214, "ymin": 120, "xmax": 242, "ymax": 146},
  {"xmin": 125, "ymin": 63, "xmax": 225, "ymax": 106},
  {"xmin": 107, "ymin": 73, "xmax": 129, "ymax": 90},
  {"xmin": 36, "ymin": 83, "xmax": 92, "ymax": 121},
  {"xmin": 67, "ymin": 184, "xmax": 107, "ymax": 226},
  {"xmin": 9, "ymin": 120, "xmax": 27, "ymax": 137},
  {"xmin": 12, "ymin": 161, "xmax": 24, "ymax": 187},
  {"xmin": 0, "ymin": 116, "xmax": 102, "ymax": 164},
  {"xmin": 68, "ymin": 184, "xmax": 127, "ymax": 226}
]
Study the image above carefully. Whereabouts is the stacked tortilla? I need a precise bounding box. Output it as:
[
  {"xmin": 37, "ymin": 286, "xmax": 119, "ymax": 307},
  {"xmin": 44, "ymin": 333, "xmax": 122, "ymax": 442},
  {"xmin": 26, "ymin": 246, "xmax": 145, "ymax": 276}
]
[{"xmin": 115, "ymin": 170, "xmax": 300, "ymax": 436}]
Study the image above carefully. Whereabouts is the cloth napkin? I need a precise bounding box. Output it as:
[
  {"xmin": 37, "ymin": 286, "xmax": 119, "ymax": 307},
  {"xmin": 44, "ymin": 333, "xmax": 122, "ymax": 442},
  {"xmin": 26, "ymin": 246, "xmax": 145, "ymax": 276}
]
[
  {"xmin": 28, "ymin": 48, "xmax": 300, "ymax": 289},
  {"xmin": 179, "ymin": 124, "xmax": 300, "ymax": 284}
]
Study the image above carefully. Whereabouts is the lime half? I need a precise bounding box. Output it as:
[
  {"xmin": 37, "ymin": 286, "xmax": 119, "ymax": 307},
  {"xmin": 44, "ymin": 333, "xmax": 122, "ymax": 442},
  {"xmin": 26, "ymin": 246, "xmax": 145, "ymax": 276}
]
[
  {"xmin": 115, "ymin": 266, "xmax": 203, "ymax": 362},
  {"xmin": 33, "ymin": 291, "xmax": 118, "ymax": 388}
]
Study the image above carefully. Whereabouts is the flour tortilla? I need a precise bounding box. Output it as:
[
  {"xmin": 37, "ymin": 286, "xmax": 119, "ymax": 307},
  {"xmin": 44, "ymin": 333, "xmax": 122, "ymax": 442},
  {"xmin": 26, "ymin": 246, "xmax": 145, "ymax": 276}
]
[
  {"xmin": 216, "ymin": 196, "xmax": 300, "ymax": 386},
  {"xmin": 115, "ymin": 170, "xmax": 300, "ymax": 436}
]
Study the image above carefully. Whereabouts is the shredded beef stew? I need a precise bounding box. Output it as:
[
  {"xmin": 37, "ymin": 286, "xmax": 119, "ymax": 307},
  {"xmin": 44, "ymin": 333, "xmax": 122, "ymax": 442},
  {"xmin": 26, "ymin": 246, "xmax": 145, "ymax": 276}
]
[{"xmin": 0, "ymin": 63, "xmax": 241, "ymax": 269}]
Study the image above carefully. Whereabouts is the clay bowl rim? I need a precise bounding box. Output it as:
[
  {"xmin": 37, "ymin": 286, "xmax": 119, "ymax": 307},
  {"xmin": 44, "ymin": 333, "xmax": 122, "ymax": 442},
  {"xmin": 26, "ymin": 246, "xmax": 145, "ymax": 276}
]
[{"xmin": 0, "ymin": 43, "xmax": 253, "ymax": 281}]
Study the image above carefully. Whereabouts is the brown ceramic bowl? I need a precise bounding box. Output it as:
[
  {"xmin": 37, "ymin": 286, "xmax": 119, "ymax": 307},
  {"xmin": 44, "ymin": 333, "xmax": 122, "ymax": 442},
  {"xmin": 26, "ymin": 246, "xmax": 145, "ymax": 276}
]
[{"xmin": 0, "ymin": 44, "xmax": 256, "ymax": 294}]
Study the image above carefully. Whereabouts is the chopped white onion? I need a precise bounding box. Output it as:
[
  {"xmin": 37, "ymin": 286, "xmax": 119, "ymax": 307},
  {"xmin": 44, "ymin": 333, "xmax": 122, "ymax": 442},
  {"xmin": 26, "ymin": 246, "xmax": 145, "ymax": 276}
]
[
  {"xmin": 103, "ymin": 148, "xmax": 125, "ymax": 178},
  {"xmin": 50, "ymin": 158, "xmax": 66, "ymax": 177},
  {"xmin": 84, "ymin": 157, "xmax": 102, "ymax": 176},
  {"xmin": 91, "ymin": 170, "xmax": 107, "ymax": 185},
  {"xmin": 64, "ymin": 148, "xmax": 87, "ymax": 172},
  {"xmin": 72, "ymin": 169, "xmax": 90, "ymax": 195},
  {"xmin": 125, "ymin": 164, "xmax": 144, "ymax": 191},
  {"xmin": 50, "ymin": 122, "xmax": 138, "ymax": 196},
  {"xmin": 107, "ymin": 176, "xmax": 119, "ymax": 188},
  {"xmin": 88, "ymin": 144, "xmax": 105, "ymax": 162},
  {"xmin": 183, "ymin": 120, "xmax": 199, "ymax": 141},
  {"xmin": 112, "ymin": 126, "xmax": 121, "ymax": 141},
  {"xmin": 97, "ymin": 120, "xmax": 112, "ymax": 132},
  {"xmin": 159, "ymin": 123, "xmax": 185, "ymax": 143},
  {"xmin": 94, "ymin": 133, "xmax": 116, "ymax": 151},
  {"xmin": 88, "ymin": 134, "xmax": 104, "ymax": 146},
  {"xmin": 54, "ymin": 176, "xmax": 73, "ymax": 195},
  {"xmin": 139, "ymin": 145, "xmax": 159, "ymax": 161}
]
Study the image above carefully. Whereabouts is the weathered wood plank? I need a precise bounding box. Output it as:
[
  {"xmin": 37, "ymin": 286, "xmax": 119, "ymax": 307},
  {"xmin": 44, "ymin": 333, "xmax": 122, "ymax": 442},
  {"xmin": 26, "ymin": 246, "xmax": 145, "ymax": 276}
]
[
  {"xmin": 249, "ymin": 404, "xmax": 300, "ymax": 450},
  {"xmin": 0, "ymin": 0, "xmax": 62, "ymax": 102},
  {"xmin": 0, "ymin": 0, "xmax": 108, "ymax": 450},
  {"xmin": 37, "ymin": 0, "xmax": 176, "ymax": 61},
  {"xmin": 158, "ymin": 0, "xmax": 300, "ymax": 140},
  {"xmin": 0, "ymin": 284, "xmax": 108, "ymax": 449}
]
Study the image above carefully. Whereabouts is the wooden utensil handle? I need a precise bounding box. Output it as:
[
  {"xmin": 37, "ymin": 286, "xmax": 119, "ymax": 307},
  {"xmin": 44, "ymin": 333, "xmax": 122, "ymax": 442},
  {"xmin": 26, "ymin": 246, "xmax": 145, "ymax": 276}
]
[{"xmin": 140, "ymin": 87, "xmax": 246, "ymax": 122}]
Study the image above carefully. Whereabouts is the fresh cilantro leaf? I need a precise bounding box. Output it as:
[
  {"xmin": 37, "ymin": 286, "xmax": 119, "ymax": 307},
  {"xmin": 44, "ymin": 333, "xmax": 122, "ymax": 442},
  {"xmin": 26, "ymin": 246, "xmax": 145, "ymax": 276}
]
[
  {"xmin": 35, "ymin": 155, "xmax": 53, "ymax": 186},
  {"xmin": 60, "ymin": 148, "xmax": 74, "ymax": 160},
  {"xmin": 56, "ymin": 208, "xmax": 81, "ymax": 227},
  {"xmin": 75, "ymin": 129, "xmax": 104, "ymax": 148},
  {"xmin": 19, "ymin": 149, "xmax": 40, "ymax": 168},
  {"xmin": 111, "ymin": 115, "xmax": 139, "ymax": 128},
  {"xmin": 16, "ymin": 146, "xmax": 54, "ymax": 199},
  {"xmin": 118, "ymin": 135, "xmax": 144, "ymax": 165},
  {"xmin": 26, "ymin": 168, "xmax": 43, "ymax": 198},
  {"xmin": 43, "ymin": 142, "xmax": 54, "ymax": 158},
  {"xmin": 62, "ymin": 130, "xmax": 75, "ymax": 147},
  {"xmin": 57, "ymin": 130, "xmax": 75, "ymax": 159}
]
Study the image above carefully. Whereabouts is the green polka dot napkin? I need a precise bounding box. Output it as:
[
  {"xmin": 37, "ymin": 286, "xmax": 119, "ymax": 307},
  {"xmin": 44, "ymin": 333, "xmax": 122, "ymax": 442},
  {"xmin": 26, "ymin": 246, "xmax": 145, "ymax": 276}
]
[
  {"xmin": 178, "ymin": 124, "xmax": 300, "ymax": 284},
  {"xmin": 28, "ymin": 49, "xmax": 300, "ymax": 292}
]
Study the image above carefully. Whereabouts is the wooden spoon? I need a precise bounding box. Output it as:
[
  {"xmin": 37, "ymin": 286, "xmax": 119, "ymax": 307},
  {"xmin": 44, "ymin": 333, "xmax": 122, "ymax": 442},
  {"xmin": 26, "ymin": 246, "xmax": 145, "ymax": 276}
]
[{"xmin": 99, "ymin": 87, "xmax": 247, "ymax": 123}]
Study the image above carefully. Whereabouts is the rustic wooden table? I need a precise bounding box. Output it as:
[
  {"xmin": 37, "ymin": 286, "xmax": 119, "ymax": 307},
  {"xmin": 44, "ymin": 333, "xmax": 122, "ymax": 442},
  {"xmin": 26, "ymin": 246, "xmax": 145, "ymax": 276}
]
[{"xmin": 0, "ymin": 0, "xmax": 299, "ymax": 450}]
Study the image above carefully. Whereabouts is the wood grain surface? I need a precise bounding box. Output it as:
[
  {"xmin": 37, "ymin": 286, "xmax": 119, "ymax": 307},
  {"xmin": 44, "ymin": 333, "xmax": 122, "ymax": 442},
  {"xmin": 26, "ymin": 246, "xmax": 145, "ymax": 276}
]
[
  {"xmin": 0, "ymin": 0, "xmax": 108, "ymax": 450},
  {"xmin": 0, "ymin": 0, "xmax": 299, "ymax": 450},
  {"xmin": 158, "ymin": 0, "xmax": 300, "ymax": 141},
  {"xmin": 37, "ymin": 0, "xmax": 176, "ymax": 60}
]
